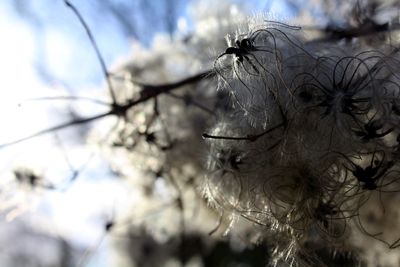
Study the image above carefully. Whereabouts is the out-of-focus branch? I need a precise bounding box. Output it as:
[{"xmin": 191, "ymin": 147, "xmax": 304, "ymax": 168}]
[
  {"xmin": 304, "ymin": 21, "xmax": 400, "ymax": 42},
  {"xmin": 0, "ymin": 70, "xmax": 215, "ymax": 148},
  {"xmin": 103, "ymin": 0, "xmax": 139, "ymax": 39}
]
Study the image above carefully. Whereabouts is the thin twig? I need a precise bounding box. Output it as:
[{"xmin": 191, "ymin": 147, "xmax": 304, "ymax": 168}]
[
  {"xmin": 0, "ymin": 70, "xmax": 215, "ymax": 148},
  {"xmin": 64, "ymin": 0, "xmax": 117, "ymax": 103},
  {"xmin": 22, "ymin": 96, "xmax": 111, "ymax": 106},
  {"xmin": 202, "ymin": 121, "xmax": 285, "ymax": 142}
]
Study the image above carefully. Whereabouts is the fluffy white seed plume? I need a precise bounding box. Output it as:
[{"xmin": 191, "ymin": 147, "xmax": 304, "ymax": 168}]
[
  {"xmin": 90, "ymin": 1, "xmax": 400, "ymax": 265},
  {"xmin": 205, "ymin": 12, "xmax": 400, "ymax": 266},
  {"xmin": 94, "ymin": 0, "xmax": 251, "ymax": 247}
]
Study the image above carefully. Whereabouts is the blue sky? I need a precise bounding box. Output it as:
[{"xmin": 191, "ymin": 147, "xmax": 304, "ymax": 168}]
[{"xmin": 3, "ymin": 0, "xmax": 299, "ymax": 89}]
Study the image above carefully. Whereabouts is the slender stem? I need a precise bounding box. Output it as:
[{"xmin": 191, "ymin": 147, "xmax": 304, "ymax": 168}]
[{"xmin": 64, "ymin": 0, "xmax": 117, "ymax": 103}]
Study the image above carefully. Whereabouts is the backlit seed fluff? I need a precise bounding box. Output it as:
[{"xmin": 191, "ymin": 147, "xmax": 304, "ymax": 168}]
[{"xmin": 205, "ymin": 18, "xmax": 400, "ymax": 266}]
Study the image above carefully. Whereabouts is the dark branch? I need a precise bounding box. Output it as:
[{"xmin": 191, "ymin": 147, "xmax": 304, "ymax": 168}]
[
  {"xmin": 0, "ymin": 70, "xmax": 215, "ymax": 148},
  {"xmin": 304, "ymin": 22, "xmax": 400, "ymax": 42}
]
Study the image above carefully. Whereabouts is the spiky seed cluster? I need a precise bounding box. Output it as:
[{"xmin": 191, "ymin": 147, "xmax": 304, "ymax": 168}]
[{"xmin": 206, "ymin": 18, "xmax": 400, "ymax": 266}]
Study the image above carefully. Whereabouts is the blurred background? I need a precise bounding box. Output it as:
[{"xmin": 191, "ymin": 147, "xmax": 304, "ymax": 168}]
[{"xmin": 0, "ymin": 0, "xmax": 364, "ymax": 266}]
